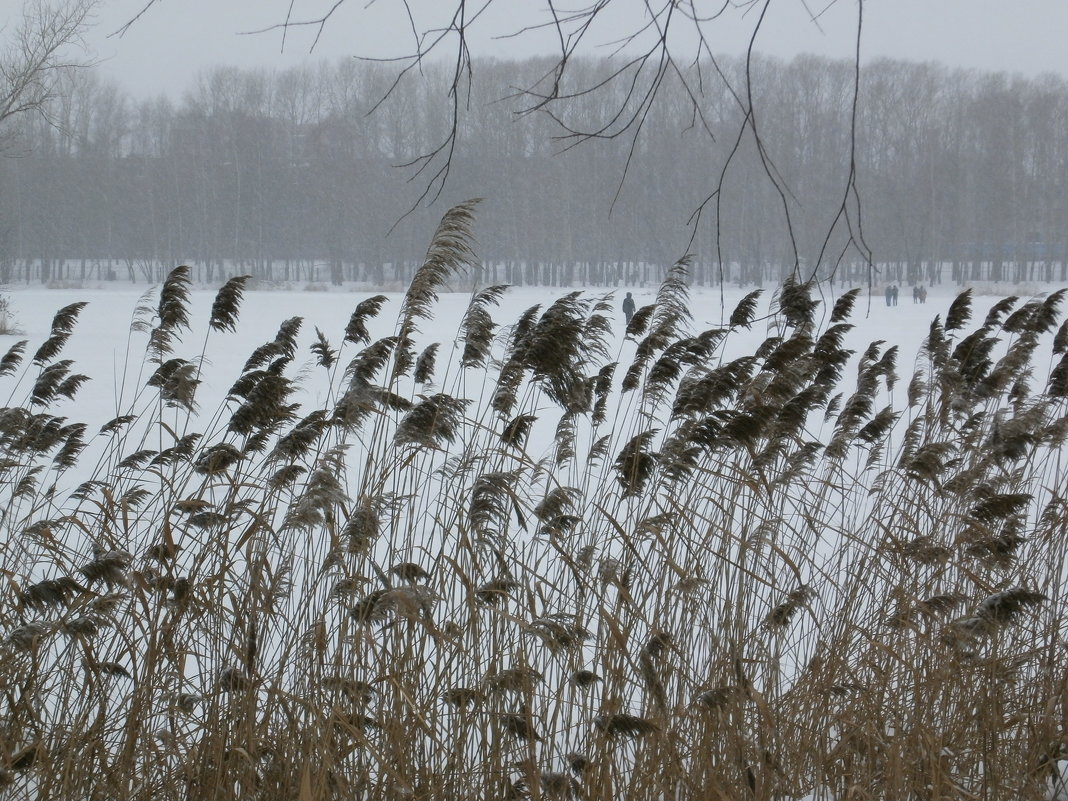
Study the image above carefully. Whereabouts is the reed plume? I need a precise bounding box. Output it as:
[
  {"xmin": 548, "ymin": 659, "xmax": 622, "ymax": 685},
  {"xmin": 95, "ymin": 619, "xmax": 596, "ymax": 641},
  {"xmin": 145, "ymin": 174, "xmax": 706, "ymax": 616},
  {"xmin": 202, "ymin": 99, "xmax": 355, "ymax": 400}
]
[{"xmin": 0, "ymin": 222, "xmax": 1063, "ymax": 800}]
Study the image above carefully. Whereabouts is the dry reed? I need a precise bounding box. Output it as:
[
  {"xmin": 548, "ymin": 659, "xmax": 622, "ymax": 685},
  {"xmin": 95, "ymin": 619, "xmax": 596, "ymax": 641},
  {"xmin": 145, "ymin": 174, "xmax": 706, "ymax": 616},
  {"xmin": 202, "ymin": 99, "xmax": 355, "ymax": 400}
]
[{"xmin": 0, "ymin": 205, "xmax": 1064, "ymax": 800}]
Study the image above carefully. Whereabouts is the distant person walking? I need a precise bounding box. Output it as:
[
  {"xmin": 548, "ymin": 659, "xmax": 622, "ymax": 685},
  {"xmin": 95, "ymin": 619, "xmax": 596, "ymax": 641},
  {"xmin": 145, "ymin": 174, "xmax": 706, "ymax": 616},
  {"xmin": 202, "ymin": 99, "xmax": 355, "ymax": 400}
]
[
  {"xmin": 912, "ymin": 285, "xmax": 920, "ymax": 304},
  {"xmin": 884, "ymin": 285, "xmax": 893, "ymax": 307},
  {"xmin": 622, "ymin": 291, "xmax": 636, "ymax": 325},
  {"xmin": 891, "ymin": 285, "xmax": 899, "ymax": 306},
  {"xmin": 918, "ymin": 285, "xmax": 927, "ymax": 304}
]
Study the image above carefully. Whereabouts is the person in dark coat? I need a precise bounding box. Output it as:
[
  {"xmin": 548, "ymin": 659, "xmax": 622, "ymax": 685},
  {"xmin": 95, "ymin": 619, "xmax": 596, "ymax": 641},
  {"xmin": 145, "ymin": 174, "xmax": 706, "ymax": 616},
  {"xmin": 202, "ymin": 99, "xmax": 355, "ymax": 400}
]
[
  {"xmin": 622, "ymin": 291, "xmax": 636, "ymax": 325},
  {"xmin": 885, "ymin": 285, "xmax": 893, "ymax": 307},
  {"xmin": 891, "ymin": 285, "xmax": 899, "ymax": 306}
]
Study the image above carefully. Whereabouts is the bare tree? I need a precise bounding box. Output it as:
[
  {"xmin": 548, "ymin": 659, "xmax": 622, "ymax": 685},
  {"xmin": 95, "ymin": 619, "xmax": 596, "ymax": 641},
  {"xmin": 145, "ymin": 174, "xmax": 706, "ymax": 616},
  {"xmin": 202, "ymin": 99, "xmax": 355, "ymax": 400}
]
[{"xmin": 0, "ymin": 0, "xmax": 96, "ymax": 146}]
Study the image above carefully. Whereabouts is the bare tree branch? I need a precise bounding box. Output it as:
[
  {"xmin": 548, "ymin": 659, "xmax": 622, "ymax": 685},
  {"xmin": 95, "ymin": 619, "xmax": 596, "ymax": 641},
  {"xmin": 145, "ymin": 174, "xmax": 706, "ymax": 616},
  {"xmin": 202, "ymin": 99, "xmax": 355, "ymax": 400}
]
[{"xmin": 0, "ymin": 0, "xmax": 96, "ymax": 147}]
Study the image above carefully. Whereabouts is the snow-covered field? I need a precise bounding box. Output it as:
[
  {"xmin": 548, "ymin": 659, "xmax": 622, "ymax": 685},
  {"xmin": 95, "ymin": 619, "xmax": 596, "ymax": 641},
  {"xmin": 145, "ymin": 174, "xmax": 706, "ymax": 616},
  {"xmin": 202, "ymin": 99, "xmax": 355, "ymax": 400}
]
[
  {"xmin": 0, "ymin": 277, "xmax": 989, "ymax": 517},
  {"xmin": 3, "ymin": 279, "xmax": 982, "ymax": 443}
]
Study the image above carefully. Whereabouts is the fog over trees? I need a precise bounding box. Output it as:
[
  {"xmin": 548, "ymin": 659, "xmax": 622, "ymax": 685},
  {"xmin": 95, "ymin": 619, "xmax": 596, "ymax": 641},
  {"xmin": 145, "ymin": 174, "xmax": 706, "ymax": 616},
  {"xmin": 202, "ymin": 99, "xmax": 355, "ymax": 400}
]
[{"xmin": 1, "ymin": 55, "xmax": 1066, "ymax": 288}]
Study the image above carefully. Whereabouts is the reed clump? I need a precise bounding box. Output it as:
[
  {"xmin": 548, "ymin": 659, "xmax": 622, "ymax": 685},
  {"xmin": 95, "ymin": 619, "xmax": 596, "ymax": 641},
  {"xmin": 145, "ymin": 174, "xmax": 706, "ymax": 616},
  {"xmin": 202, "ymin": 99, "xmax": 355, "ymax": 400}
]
[{"xmin": 0, "ymin": 203, "xmax": 1066, "ymax": 800}]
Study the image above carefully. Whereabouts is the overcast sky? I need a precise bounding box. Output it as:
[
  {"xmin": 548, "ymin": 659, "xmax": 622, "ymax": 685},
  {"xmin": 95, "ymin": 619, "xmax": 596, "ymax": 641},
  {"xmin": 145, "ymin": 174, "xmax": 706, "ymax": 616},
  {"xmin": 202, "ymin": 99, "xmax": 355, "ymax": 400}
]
[{"xmin": 85, "ymin": 0, "xmax": 1068, "ymax": 100}]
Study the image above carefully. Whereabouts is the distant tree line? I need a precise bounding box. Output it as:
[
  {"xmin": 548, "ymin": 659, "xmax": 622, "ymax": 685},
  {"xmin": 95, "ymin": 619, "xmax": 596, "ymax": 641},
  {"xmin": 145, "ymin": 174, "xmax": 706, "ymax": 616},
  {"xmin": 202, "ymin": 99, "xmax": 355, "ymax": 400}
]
[{"xmin": 1, "ymin": 55, "xmax": 1067, "ymax": 288}]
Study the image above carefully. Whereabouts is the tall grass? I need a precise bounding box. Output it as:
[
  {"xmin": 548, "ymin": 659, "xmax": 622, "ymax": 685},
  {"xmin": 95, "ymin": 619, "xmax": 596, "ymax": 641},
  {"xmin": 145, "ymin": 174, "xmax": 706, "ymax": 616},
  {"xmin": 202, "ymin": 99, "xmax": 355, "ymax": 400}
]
[{"xmin": 0, "ymin": 203, "xmax": 1066, "ymax": 800}]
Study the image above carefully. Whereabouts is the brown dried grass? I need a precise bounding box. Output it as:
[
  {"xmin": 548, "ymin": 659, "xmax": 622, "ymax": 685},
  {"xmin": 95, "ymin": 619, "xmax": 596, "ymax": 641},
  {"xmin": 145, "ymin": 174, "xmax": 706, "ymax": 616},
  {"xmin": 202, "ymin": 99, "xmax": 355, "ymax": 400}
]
[{"xmin": 0, "ymin": 206, "xmax": 1064, "ymax": 800}]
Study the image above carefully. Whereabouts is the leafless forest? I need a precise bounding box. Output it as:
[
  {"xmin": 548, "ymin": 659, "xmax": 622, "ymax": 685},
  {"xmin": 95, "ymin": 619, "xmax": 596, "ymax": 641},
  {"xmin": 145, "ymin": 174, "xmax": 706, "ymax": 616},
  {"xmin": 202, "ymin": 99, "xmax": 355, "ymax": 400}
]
[{"xmin": 2, "ymin": 56, "xmax": 1067, "ymax": 287}]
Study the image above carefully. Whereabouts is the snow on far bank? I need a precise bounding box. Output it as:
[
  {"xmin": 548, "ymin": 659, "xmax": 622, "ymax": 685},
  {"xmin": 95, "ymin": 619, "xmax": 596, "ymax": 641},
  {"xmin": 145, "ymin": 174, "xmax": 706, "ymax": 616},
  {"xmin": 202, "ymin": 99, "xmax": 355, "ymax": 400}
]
[
  {"xmin": 3, "ymin": 278, "xmax": 1057, "ymax": 413},
  {"xmin": 0, "ymin": 277, "xmax": 1063, "ymax": 502}
]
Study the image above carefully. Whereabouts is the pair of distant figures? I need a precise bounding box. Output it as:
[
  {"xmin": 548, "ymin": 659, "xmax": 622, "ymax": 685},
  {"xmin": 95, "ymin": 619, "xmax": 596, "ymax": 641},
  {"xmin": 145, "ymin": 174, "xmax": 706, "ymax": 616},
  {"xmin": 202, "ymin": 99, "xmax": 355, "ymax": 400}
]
[{"xmin": 884, "ymin": 284, "xmax": 927, "ymax": 306}]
